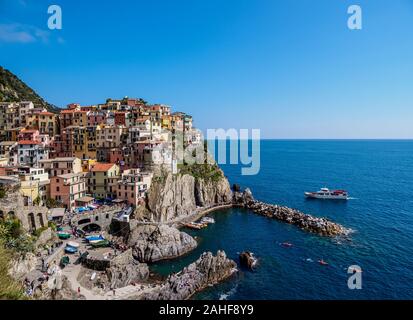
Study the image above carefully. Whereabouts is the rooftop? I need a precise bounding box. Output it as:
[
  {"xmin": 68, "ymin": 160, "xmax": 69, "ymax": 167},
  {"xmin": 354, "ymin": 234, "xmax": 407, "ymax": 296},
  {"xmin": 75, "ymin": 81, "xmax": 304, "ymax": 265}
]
[{"xmin": 91, "ymin": 163, "xmax": 117, "ymax": 172}]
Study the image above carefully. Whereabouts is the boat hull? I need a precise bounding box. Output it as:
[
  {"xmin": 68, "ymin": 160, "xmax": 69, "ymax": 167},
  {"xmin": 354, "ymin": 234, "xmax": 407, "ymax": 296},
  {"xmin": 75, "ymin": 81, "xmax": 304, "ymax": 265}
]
[{"xmin": 304, "ymin": 192, "xmax": 348, "ymax": 200}]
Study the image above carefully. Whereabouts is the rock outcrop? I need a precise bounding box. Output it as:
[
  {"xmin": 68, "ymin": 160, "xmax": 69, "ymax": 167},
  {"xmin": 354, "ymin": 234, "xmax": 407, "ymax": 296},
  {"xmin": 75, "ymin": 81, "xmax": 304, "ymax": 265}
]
[
  {"xmin": 140, "ymin": 251, "xmax": 237, "ymax": 300},
  {"xmin": 195, "ymin": 177, "xmax": 232, "ymax": 207},
  {"xmin": 233, "ymin": 189, "xmax": 350, "ymax": 237},
  {"xmin": 142, "ymin": 167, "xmax": 232, "ymax": 223},
  {"xmin": 106, "ymin": 249, "xmax": 149, "ymax": 289},
  {"xmin": 239, "ymin": 251, "xmax": 258, "ymax": 270},
  {"xmin": 129, "ymin": 225, "xmax": 197, "ymax": 263},
  {"xmin": 9, "ymin": 252, "xmax": 38, "ymax": 280},
  {"xmin": 146, "ymin": 174, "xmax": 197, "ymax": 222}
]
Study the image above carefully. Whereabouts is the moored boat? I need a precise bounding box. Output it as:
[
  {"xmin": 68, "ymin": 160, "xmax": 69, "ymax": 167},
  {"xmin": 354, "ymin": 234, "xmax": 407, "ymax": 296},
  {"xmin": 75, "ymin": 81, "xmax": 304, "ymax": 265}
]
[{"xmin": 200, "ymin": 217, "xmax": 215, "ymax": 224}]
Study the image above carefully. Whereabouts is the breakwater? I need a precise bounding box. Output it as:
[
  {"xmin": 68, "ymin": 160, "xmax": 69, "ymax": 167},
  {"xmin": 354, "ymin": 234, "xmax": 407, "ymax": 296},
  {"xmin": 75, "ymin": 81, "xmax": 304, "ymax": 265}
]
[{"xmin": 233, "ymin": 189, "xmax": 350, "ymax": 237}]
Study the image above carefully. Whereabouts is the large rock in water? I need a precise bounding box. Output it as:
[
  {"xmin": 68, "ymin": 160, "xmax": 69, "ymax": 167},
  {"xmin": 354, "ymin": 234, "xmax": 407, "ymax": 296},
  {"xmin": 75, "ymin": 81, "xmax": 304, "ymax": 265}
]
[
  {"xmin": 140, "ymin": 251, "xmax": 237, "ymax": 300},
  {"xmin": 129, "ymin": 225, "xmax": 197, "ymax": 263},
  {"xmin": 143, "ymin": 170, "xmax": 232, "ymax": 223},
  {"xmin": 106, "ymin": 249, "xmax": 149, "ymax": 289}
]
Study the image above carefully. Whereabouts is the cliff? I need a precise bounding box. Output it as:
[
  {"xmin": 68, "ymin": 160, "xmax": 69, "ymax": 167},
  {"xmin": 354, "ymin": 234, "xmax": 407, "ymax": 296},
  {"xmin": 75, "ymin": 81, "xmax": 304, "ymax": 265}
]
[{"xmin": 142, "ymin": 164, "xmax": 232, "ymax": 223}]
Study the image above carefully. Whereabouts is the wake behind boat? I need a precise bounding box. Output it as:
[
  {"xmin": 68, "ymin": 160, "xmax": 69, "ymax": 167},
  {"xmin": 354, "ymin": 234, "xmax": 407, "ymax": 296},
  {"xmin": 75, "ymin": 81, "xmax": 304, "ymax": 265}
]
[{"xmin": 305, "ymin": 187, "xmax": 349, "ymax": 200}]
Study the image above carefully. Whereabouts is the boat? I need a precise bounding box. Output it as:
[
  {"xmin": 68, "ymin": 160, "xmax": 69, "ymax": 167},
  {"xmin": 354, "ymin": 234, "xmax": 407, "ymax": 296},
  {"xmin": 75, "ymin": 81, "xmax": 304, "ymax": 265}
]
[
  {"xmin": 64, "ymin": 245, "xmax": 78, "ymax": 254},
  {"xmin": 318, "ymin": 259, "xmax": 329, "ymax": 266},
  {"xmin": 200, "ymin": 217, "xmax": 215, "ymax": 224},
  {"xmin": 183, "ymin": 222, "xmax": 207, "ymax": 230},
  {"xmin": 305, "ymin": 187, "xmax": 349, "ymax": 200},
  {"xmin": 85, "ymin": 235, "xmax": 105, "ymax": 242},
  {"xmin": 281, "ymin": 242, "xmax": 293, "ymax": 248},
  {"xmin": 57, "ymin": 232, "xmax": 71, "ymax": 240},
  {"xmin": 67, "ymin": 241, "xmax": 80, "ymax": 248},
  {"xmin": 90, "ymin": 239, "xmax": 110, "ymax": 248}
]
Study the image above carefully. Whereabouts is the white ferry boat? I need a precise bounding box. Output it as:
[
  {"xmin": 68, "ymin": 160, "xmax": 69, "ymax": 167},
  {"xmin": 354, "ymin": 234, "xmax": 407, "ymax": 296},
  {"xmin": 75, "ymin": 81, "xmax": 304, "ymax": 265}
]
[{"xmin": 304, "ymin": 187, "xmax": 349, "ymax": 200}]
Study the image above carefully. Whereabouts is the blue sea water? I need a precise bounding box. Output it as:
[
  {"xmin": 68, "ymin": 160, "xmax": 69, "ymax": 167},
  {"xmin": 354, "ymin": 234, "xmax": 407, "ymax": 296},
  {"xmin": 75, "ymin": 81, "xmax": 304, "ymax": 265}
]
[{"xmin": 151, "ymin": 140, "xmax": 413, "ymax": 300}]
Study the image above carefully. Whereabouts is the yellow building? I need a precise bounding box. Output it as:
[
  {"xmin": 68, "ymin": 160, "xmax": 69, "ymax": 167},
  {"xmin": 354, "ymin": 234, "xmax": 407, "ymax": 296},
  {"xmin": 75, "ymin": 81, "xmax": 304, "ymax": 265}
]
[
  {"xmin": 27, "ymin": 111, "xmax": 58, "ymax": 136},
  {"xmin": 88, "ymin": 163, "xmax": 120, "ymax": 199},
  {"xmin": 67, "ymin": 126, "xmax": 96, "ymax": 160}
]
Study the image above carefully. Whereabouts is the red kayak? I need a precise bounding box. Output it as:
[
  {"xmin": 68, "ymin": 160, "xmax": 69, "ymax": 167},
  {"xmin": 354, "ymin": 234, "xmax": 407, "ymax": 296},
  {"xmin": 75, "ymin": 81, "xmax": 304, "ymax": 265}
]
[{"xmin": 318, "ymin": 259, "xmax": 329, "ymax": 266}]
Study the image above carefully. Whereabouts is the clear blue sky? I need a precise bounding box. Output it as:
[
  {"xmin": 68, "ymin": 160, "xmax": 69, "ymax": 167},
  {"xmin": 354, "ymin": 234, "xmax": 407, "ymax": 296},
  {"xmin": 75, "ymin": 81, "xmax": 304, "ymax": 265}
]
[{"xmin": 1, "ymin": 0, "xmax": 413, "ymax": 138}]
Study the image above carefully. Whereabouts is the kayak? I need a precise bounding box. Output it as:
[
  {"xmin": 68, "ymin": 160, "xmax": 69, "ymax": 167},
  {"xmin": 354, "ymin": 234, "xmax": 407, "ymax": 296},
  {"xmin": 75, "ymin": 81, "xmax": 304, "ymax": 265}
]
[{"xmin": 281, "ymin": 242, "xmax": 293, "ymax": 248}]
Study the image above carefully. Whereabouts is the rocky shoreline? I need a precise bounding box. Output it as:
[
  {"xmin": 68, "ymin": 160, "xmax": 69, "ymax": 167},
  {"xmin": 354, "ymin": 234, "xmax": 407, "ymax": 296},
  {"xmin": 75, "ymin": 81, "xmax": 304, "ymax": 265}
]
[
  {"xmin": 138, "ymin": 251, "xmax": 237, "ymax": 300},
  {"xmin": 233, "ymin": 188, "xmax": 350, "ymax": 237}
]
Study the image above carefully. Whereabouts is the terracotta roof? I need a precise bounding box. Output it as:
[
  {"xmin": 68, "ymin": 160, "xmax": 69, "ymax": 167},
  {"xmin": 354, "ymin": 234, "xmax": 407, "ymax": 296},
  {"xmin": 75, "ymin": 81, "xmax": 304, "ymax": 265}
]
[
  {"xmin": 61, "ymin": 110, "xmax": 75, "ymax": 114},
  {"xmin": 19, "ymin": 129, "xmax": 38, "ymax": 133},
  {"xmin": 18, "ymin": 140, "xmax": 40, "ymax": 145},
  {"xmin": 39, "ymin": 112, "xmax": 55, "ymax": 116},
  {"xmin": 91, "ymin": 163, "xmax": 116, "ymax": 172}
]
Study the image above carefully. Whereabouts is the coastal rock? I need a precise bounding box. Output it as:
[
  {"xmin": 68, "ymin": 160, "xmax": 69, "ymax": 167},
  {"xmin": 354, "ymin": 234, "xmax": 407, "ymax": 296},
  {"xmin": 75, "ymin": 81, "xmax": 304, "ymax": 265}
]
[
  {"xmin": 106, "ymin": 249, "xmax": 149, "ymax": 289},
  {"xmin": 233, "ymin": 189, "xmax": 349, "ymax": 237},
  {"xmin": 239, "ymin": 251, "xmax": 258, "ymax": 270},
  {"xmin": 194, "ymin": 175, "xmax": 232, "ymax": 207},
  {"xmin": 140, "ymin": 251, "xmax": 237, "ymax": 300},
  {"xmin": 144, "ymin": 168, "xmax": 232, "ymax": 223},
  {"xmin": 129, "ymin": 225, "xmax": 197, "ymax": 263},
  {"xmin": 146, "ymin": 173, "xmax": 197, "ymax": 222}
]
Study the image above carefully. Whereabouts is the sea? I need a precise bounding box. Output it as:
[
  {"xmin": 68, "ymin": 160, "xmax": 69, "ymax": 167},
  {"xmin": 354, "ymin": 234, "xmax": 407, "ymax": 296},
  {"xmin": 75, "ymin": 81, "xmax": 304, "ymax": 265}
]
[{"xmin": 151, "ymin": 140, "xmax": 413, "ymax": 300}]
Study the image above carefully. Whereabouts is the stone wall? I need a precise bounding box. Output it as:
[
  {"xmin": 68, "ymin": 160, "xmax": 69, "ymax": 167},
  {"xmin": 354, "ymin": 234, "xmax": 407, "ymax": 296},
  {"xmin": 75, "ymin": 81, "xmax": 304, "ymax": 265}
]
[{"xmin": 0, "ymin": 183, "xmax": 48, "ymax": 231}]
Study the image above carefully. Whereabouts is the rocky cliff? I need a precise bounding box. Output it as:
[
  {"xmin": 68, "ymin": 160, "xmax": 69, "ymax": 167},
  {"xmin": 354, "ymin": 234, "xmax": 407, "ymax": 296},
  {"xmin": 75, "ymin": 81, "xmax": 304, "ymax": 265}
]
[
  {"xmin": 106, "ymin": 249, "xmax": 149, "ymax": 289},
  {"xmin": 129, "ymin": 225, "xmax": 197, "ymax": 263},
  {"xmin": 140, "ymin": 251, "xmax": 237, "ymax": 300},
  {"xmin": 142, "ymin": 165, "xmax": 232, "ymax": 223}
]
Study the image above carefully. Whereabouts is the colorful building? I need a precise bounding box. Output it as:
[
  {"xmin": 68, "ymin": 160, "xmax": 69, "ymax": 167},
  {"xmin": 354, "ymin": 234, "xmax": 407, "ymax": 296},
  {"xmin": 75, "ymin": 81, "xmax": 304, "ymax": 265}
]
[{"xmin": 50, "ymin": 172, "xmax": 87, "ymax": 210}]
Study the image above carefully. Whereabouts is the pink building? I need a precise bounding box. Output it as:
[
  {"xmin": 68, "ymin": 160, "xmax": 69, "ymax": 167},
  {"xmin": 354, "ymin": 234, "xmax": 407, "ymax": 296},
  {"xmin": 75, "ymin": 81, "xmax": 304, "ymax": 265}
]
[
  {"xmin": 87, "ymin": 111, "xmax": 106, "ymax": 127},
  {"xmin": 115, "ymin": 169, "xmax": 153, "ymax": 207},
  {"xmin": 50, "ymin": 172, "xmax": 86, "ymax": 210},
  {"xmin": 18, "ymin": 129, "xmax": 39, "ymax": 141}
]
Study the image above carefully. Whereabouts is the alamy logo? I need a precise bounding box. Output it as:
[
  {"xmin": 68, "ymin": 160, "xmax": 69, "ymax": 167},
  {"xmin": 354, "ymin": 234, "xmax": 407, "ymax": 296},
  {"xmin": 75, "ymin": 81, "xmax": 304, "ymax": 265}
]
[
  {"xmin": 48, "ymin": 5, "xmax": 62, "ymax": 30},
  {"xmin": 347, "ymin": 5, "xmax": 362, "ymax": 30},
  {"xmin": 347, "ymin": 265, "xmax": 362, "ymax": 289}
]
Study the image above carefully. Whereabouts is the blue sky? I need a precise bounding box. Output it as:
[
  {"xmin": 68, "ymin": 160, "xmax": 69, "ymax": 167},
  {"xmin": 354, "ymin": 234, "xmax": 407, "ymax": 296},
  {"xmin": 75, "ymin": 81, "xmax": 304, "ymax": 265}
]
[{"xmin": 1, "ymin": 0, "xmax": 413, "ymax": 138}]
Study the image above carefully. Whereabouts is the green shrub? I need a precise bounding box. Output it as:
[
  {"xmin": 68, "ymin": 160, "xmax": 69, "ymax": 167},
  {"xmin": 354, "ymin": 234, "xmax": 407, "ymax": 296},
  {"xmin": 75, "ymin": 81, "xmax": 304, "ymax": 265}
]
[{"xmin": 0, "ymin": 242, "xmax": 26, "ymax": 300}]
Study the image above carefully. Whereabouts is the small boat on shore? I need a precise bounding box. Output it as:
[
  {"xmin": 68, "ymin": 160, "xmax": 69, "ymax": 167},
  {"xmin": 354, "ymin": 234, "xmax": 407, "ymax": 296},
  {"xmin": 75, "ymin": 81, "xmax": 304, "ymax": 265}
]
[
  {"xmin": 57, "ymin": 232, "xmax": 71, "ymax": 240},
  {"xmin": 90, "ymin": 239, "xmax": 110, "ymax": 248},
  {"xmin": 200, "ymin": 217, "xmax": 215, "ymax": 224},
  {"xmin": 85, "ymin": 235, "xmax": 105, "ymax": 242},
  {"xmin": 65, "ymin": 242, "xmax": 79, "ymax": 253},
  {"xmin": 305, "ymin": 187, "xmax": 349, "ymax": 200}
]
